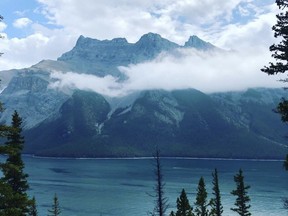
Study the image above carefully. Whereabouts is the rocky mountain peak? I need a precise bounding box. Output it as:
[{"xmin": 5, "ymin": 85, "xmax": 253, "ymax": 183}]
[{"xmin": 184, "ymin": 35, "xmax": 215, "ymax": 50}]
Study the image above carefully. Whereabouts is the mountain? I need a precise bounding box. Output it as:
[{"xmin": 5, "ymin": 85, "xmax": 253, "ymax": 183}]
[
  {"xmin": 0, "ymin": 33, "xmax": 287, "ymax": 159},
  {"xmin": 184, "ymin": 35, "xmax": 216, "ymax": 50}
]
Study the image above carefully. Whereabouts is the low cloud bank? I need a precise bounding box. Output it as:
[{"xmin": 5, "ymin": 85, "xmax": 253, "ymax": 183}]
[{"xmin": 50, "ymin": 48, "xmax": 285, "ymax": 97}]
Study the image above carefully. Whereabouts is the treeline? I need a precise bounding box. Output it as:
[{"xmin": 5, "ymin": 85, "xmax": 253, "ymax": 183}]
[
  {"xmin": 169, "ymin": 169, "xmax": 251, "ymax": 216},
  {"xmin": 151, "ymin": 151, "xmax": 251, "ymax": 216}
]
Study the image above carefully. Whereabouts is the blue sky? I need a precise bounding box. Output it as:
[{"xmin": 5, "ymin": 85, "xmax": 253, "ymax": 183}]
[{"xmin": 0, "ymin": 0, "xmax": 285, "ymax": 93}]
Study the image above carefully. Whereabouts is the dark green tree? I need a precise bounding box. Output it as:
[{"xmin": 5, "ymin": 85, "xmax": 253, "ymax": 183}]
[
  {"xmin": 231, "ymin": 169, "xmax": 251, "ymax": 216},
  {"xmin": 194, "ymin": 177, "xmax": 209, "ymax": 216},
  {"xmin": 261, "ymin": 0, "xmax": 288, "ymax": 168},
  {"xmin": 171, "ymin": 189, "xmax": 194, "ymax": 216},
  {"xmin": 48, "ymin": 194, "xmax": 61, "ymax": 216},
  {"xmin": 29, "ymin": 196, "xmax": 38, "ymax": 216},
  {"xmin": 151, "ymin": 149, "xmax": 168, "ymax": 216},
  {"xmin": 262, "ymin": 0, "xmax": 288, "ymax": 75},
  {"xmin": 210, "ymin": 169, "xmax": 223, "ymax": 216},
  {"xmin": 170, "ymin": 211, "xmax": 176, "ymax": 216},
  {"xmin": 0, "ymin": 111, "xmax": 32, "ymax": 215},
  {"xmin": 284, "ymin": 154, "xmax": 288, "ymax": 170},
  {"xmin": 2, "ymin": 111, "xmax": 29, "ymax": 193}
]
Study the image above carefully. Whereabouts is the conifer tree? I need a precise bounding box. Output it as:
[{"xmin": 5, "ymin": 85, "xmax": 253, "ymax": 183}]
[
  {"xmin": 194, "ymin": 177, "xmax": 209, "ymax": 216},
  {"xmin": 151, "ymin": 149, "xmax": 168, "ymax": 216},
  {"xmin": 261, "ymin": 0, "xmax": 288, "ymax": 168},
  {"xmin": 210, "ymin": 169, "xmax": 223, "ymax": 216},
  {"xmin": 231, "ymin": 169, "xmax": 251, "ymax": 216},
  {"xmin": 0, "ymin": 111, "xmax": 32, "ymax": 215},
  {"xmin": 284, "ymin": 154, "xmax": 288, "ymax": 170},
  {"xmin": 170, "ymin": 211, "xmax": 176, "ymax": 216},
  {"xmin": 172, "ymin": 189, "xmax": 194, "ymax": 216},
  {"xmin": 48, "ymin": 194, "xmax": 61, "ymax": 216},
  {"xmin": 29, "ymin": 196, "xmax": 38, "ymax": 216},
  {"xmin": 2, "ymin": 111, "xmax": 29, "ymax": 193}
]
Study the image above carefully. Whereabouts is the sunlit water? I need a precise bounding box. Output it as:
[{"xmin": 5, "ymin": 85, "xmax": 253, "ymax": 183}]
[{"xmin": 20, "ymin": 156, "xmax": 288, "ymax": 216}]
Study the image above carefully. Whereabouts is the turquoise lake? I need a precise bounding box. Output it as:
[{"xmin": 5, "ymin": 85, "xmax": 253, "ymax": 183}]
[{"xmin": 22, "ymin": 156, "xmax": 288, "ymax": 216}]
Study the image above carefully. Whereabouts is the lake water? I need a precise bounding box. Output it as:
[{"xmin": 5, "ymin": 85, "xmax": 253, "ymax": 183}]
[{"xmin": 23, "ymin": 156, "xmax": 288, "ymax": 216}]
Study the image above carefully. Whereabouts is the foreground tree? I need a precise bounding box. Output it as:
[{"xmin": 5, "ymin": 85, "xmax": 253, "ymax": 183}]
[
  {"xmin": 261, "ymin": 1, "xmax": 288, "ymax": 209},
  {"xmin": 29, "ymin": 196, "xmax": 38, "ymax": 216},
  {"xmin": 48, "ymin": 194, "xmax": 61, "ymax": 216},
  {"xmin": 151, "ymin": 149, "xmax": 168, "ymax": 216},
  {"xmin": 170, "ymin": 189, "xmax": 194, "ymax": 216},
  {"xmin": 0, "ymin": 111, "xmax": 32, "ymax": 215},
  {"xmin": 210, "ymin": 169, "xmax": 223, "ymax": 216},
  {"xmin": 231, "ymin": 169, "xmax": 251, "ymax": 216},
  {"xmin": 261, "ymin": 0, "xmax": 288, "ymax": 168},
  {"xmin": 194, "ymin": 177, "xmax": 209, "ymax": 216}
]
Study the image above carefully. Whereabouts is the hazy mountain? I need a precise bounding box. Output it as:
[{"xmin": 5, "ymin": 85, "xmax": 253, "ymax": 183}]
[{"xmin": 0, "ymin": 33, "xmax": 287, "ymax": 158}]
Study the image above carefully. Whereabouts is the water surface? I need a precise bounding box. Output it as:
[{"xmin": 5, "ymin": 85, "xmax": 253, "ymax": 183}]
[{"xmin": 23, "ymin": 157, "xmax": 288, "ymax": 216}]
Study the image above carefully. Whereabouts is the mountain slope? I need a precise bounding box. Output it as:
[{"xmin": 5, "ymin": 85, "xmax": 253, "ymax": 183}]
[
  {"xmin": 0, "ymin": 33, "xmax": 287, "ymax": 158},
  {"xmin": 24, "ymin": 89, "xmax": 288, "ymax": 159}
]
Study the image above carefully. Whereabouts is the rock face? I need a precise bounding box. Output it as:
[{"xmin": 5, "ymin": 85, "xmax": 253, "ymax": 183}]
[
  {"xmin": 184, "ymin": 35, "xmax": 216, "ymax": 50},
  {"xmin": 0, "ymin": 33, "xmax": 287, "ymax": 158}
]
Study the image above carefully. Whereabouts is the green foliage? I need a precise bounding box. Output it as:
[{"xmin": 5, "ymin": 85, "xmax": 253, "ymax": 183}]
[
  {"xmin": 0, "ymin": 111, "xmax": 32, "ymax": 215},
  {"xmin": 284, "ymin": 154, "xmax": 288, "ymax": 170},
  {"xmin": 29, "ymin": 196, "xmax": 38, "ymax": 216},
  {"xmin": 194, "ymin": 177, "xmax": 209, "ymax": 216},
  {"xmin": 170, "ymin": 211, "xmax": 176, "ymax": 216},
  {"xmin": 261, "ymin": 0, "xmax": 288, "ymax": 127},
  {"xmin": 261, "ymin": 0, "xmax": 288, "ymax": 150},
  {"xmin": 173, "ymin": 189, "xmax": 194, "ymax": 216},
  {"xmin": 262, "ymin": 0, "xmax": 288, "ymax": 75},
  {"xmin": 275, "ymin": 98, "xmax": 288, "ymax": 122},
  {"xmin": 210, "ymin": 169, "xmax": 223, "ymax": 216},
  {"xmin": 2, "ymin": 111, "xmax": 29, "ymax": 193},
  {"xmin": 231, "ymin": 169, "xmax": 251, "ymax": 216},
  {"xmin": 47, "ymin": 194, "xmax": 61, "ymax": 216}
]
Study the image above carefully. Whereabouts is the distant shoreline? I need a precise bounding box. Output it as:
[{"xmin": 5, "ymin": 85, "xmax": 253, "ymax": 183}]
[{"xmin": 22, "ymin": 154, "xmax": 284, "ymax": 162}]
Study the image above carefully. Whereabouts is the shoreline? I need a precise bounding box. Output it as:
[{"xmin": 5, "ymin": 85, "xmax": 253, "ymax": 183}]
[{"xmin": 23, "ymin": 154, "xmax": 284, "ymax": 162}]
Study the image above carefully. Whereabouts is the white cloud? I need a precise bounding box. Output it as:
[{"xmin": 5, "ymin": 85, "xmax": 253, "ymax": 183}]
[
  {"xmin": 119, "ymin": 48, "xmax": 283, "ymax": 94},
  {"xmin": 49, "ymin": 71, "xmax": 121, "ymax": 97},
  {"xmin": 49, "ymin": 47, "xmax": 284, "ymax": 97},
  {"xmin": 0, "ymin": 22, "xmax": 7, "ymax": 32},
  {"xmin": 13, "ymin": 18, "xmax": 32, "ymax": 28},
  {"xmin": 207, "ymin": 7, "xmax": 276, "ymax": 51},
  {"xmin": 36, "ymin": 0, "xmax": 268, "ymax": 44},
  {"xmin": 0, "ymin": 28, "xmax": 77, "ymax": 70},
  {"xmin": 0, "ymin": 0, "xmax": 280, "ymax": 98}
]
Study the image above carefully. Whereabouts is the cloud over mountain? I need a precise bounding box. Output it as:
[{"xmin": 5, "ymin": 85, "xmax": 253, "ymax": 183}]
[{"xmin": 50, "ymin": 46, "xmax": 284, "ymax": 97}]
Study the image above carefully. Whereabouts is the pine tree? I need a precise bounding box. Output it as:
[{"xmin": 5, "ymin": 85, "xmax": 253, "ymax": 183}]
[
  {"xmin": 194, "ymin": 177, "xmax": 209, "ymax": 216},
  {"xmin": 170, "ymin": 211, "xmax": 176, "ymax": 216},
  {"xmin": 261, "ymin": 0, "xmax": 288, "ymax": 169},
  {"xmin": 151, "ymin": 149, "xmax": 168, "ymax": 216},
  {"xmin": 262, "ymin": 0, "xmax": 288, "ymax": 75},
  {"xmin": 0, "ymin": 111, "xmax": 32, "ymax": 215},
  {"xmin": 29, "ymin": 196, "xmax": 38, "ymax": 216},
  {"xmin": 2, "ymin": 111, "xmax": 29, "ymax": 193},
  {"xmin": 172, "ymin": 189, "xmax": 194, "ymax": 216},
  {"xmin": 284, "ymin": 154, "xmax": 288, "ymax": 170},
  {"xmin": 210, "ymin": 169, "xmax": 223, "ymax": 216},
  {"xmin": 231, "ymin": 169, "xmax": 251, "ymax": 216},
  {"xmin": 48, "ymin": 194, "xmax": 61, "ymax": 216}
]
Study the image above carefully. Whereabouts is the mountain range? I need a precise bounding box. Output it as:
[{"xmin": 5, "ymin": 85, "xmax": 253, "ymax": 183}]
[{"xmin": 0, "ymin": 33, "xmax": 287, "ymax": 159}]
